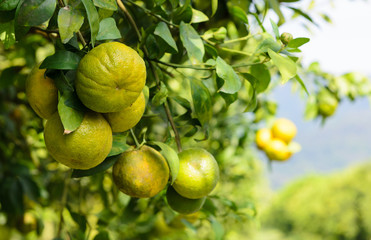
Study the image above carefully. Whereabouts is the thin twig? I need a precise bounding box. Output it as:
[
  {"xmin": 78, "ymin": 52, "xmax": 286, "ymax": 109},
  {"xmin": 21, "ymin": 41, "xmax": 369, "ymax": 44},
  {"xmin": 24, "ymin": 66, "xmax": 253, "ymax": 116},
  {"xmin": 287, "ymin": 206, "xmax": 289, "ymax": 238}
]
[
  {"xmin": 117, "ymin": 0, "xmax": 182, "ymax": 152},
  {"xmin": 57, "ymin": 169, "xmax": 72, "ymax": 238},
  {"xmin": 153, "ymin": 59, "xmax": 215, "ymax": 71},
  {"xmin": 125, "ymin": 0, "xmax": 178, "ymax": 27}
]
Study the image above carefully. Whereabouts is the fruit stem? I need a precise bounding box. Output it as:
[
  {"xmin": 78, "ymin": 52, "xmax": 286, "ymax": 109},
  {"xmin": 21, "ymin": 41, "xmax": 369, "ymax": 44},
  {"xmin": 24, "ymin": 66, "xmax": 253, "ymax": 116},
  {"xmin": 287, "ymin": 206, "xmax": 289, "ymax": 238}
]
[
  {"xmin": 130, "ymin": 128, "xmax": 141, "ymax": 148},
  {"xmin": 117, "ymin": 0, "xmax": 183, "ymax": 152}
]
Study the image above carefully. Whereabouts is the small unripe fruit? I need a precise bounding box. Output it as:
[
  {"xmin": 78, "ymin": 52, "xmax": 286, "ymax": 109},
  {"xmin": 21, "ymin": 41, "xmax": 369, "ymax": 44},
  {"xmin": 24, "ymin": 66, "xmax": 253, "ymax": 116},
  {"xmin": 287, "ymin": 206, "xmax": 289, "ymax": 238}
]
[{"xmin": 280, "ymin": 32, "xmax": 293, "ymax": 45}]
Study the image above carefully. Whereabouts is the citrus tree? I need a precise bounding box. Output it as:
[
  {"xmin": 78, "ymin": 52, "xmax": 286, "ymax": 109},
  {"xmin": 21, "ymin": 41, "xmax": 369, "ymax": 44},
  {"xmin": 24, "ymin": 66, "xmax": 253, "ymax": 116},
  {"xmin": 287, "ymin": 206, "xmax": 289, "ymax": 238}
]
[{"xmin": 1, "ymin": 0, "xmax": 371, "ymax": 239}]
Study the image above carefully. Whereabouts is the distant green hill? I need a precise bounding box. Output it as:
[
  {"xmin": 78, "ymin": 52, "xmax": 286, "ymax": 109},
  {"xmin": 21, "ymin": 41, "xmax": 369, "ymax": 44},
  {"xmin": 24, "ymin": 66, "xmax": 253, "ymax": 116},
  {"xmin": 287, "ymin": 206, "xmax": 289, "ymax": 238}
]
[{"xmin": 259, "ymin": 161, "xmax": 371, "ymax": 240}]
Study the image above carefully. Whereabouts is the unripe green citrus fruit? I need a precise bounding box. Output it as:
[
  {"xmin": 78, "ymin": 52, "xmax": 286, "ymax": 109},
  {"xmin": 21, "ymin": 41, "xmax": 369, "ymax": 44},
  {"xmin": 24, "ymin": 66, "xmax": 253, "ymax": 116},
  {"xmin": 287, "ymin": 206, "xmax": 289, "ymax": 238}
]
[
  {"xmin": 104, "ymin": 92, "xmax": 145, "ymax": 132},
  {"xmin": 112, "ymin": 145, "xmax": 169, "ymax": 198},
  {"xmin": 271, "ymin": 118, "xmax": 297, "ymax": 143},
  {"xmin": 44, "ymin": 112, "xmax": 112, "ymax": 169},
  {"xmin": 25, "ymin": 63, "xmax": 58, "ymax": 119},
  {"xmin": 166, "ymin": 186, "xmax": 206, "ymax": 215},
  {"xmin": 317, "ymin": 89, "xmax": 338, "ymax": 117},
  {"xmin": 173, "ymin": 148, "xmax": 219, "ymax": 199},
  {"xmin": 76, "ymin": 42, "xmax": 146, "ymax": 113}
]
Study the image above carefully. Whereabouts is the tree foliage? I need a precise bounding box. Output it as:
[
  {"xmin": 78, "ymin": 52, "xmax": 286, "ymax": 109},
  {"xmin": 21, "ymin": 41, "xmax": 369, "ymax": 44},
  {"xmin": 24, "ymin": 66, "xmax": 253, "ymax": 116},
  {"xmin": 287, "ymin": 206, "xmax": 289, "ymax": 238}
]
[
  {"xmin": 263, "ymin": 161, "xmax": 371, "ymax": 240},
  {"xmin": 1, "ymin": 0, "xmax": 370, "ymax": 239}
]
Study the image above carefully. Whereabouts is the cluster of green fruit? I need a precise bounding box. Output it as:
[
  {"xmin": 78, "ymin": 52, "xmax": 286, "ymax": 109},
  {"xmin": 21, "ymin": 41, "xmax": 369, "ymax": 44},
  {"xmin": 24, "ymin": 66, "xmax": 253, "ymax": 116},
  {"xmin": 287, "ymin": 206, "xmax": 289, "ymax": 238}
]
[
  {"xmin": 26, "ymin": 42, "xmax": 219, "ymax": 215},
  {"xmin": 255, "ymin": 118, "xmax": 299, "ymax": 161}
]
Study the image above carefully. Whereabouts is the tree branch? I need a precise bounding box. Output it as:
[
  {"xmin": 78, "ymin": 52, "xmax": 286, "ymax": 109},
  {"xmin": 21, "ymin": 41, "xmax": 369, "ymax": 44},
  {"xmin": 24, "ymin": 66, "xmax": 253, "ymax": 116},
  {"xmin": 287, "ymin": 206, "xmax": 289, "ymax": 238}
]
[{"xmin": 117, "ymin": 0, "xmax": 182, "ymax": 152}]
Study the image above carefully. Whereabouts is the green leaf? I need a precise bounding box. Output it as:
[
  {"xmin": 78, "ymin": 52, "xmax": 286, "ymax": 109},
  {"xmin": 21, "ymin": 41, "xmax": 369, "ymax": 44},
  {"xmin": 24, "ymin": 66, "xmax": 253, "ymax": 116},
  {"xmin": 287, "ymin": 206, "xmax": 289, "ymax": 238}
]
[
  {"xmin": 190, "ymin": 78, "xmax": 212, "ymax": 126},
  {"xmin": 204, "ymin": 44, "xmax": 218, "ymax": 58},
  {"xmin": 94, "ymin": 231, "xmax": 110, "ymax": 240},
  {"xmin": 96, "ymin": 17, "xmax": 121, "ymax": 40},
  {"xmin": 288, "ymin": 37, "xmax": 310, "ymax": 48},
  {"xmin": 81, "ymin": 0, "xmax": 100, "ymax": 46},
  {"xmin": 93, "ymin": 0, "xmax": 117, "ymax": 10},
  {"xmin": 216, "ymin": 57, "xmax": 242, "ymax": 94},
  {"xmin": 58, "ymin": 7, "xmax": 84, "ymax": 44},
  {"xmin": 0, "ymin": 66, "xmax": 19, "ymax": 88},
  {"xmin": 180, "ymin": 22, "xmax": 205, "ymax": 64},
  {"xmin": 40, "ymin": 50, "xmax": 81, "ymax": 70},
  {"xmin": 58, "ymin": 92, "xmax": 84, "ymax": 134},
  {"xmin": 108, "ymin": 133, "xmax": 130, "ymax": 157},
  {"xmin": 295, "ymin": 75, "xmax": 309, "ymax": 95},
  {"xmin": 69, "ymin": 212, "xmax": 87, "ymax": 232},
  {"xmin": 191, "ymin": 8, "xmax": 209, "ymax": 23},
  {"xmin": 72, "ymin": 155, "xmax": 120, "ymax": 178},
  {"xmin": 210, "ymin": 216, "xmax": 225, "ymax": 240},
  {"xmin": 270, "ymin": 18, "xmax": 279, "ymax": 39},
  {"xmin": 250, "ymin": 64, "xmax": 271, "ymax": 93},
  {"xmin": 0, "ymin": 0, "xmax": 19, "ymax": 11},
  {"xmin": 18, "ymin": 176, "xmax": 40, "ymax": 202},
  {"xmin": 173, "ymin": 0, "xmax": 192, "ymax": 24},
  {"xmin": 154, "ymin": 22, "xmax": 178, "ymax": 52},
  {"xmin": 211, "ymin": 0, "xmax": 218, "ymax": 16},
  {"xmin": 239, "ymin": 73, "xmax": 258, "ymax": 112},
  {"xmin": 288, "ymin": 7, "xmax": 317, "ymax": 25},
  {"xmin": 152, "ymin": 82, "xmax": 168, "ymax": 106},
  {"xmin": 255, "ymin": 37, "xmax": 281, "ymax": 53},
  {"xmin": 268, "ymin": 0, "xmax": 285, "ymax": 25},
  {"xmin": 151, "ymin": 141, "xmax": 179, "ymax": 184},
  {"xmin": 267, "ymin": 49, "xmax": 297, "ymax": 83},
  {"xmin": 16, "ymin": 0, "xmax": 56, "ymax": 27},
  {"xmin": 0, "ymin": 20, "xmax": 16, "ymax": 49},
  {"xmin": 228, "ymin": 5, "xmax": 248, "ymax": 24}
]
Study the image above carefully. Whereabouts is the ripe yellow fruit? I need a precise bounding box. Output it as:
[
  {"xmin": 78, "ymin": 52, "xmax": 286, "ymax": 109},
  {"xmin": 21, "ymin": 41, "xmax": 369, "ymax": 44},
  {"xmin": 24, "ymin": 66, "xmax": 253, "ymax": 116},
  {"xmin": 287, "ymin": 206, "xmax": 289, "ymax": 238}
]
[
  {"xmin": 173, "ymin": 148, "xmax": 219, "ymax": 199},
  {"xmin": 166, "ymin": 186, "xmax": 206, "ymax": 215},
  {"xmin": 265, "ymin": 138, "xmax": 292, "ymax": 161},
  {"xmin": 255, "ymin": 128, "xmax": 273, "ymax": 150},
  {"xmin": 112, "ymin": 145, "xmax": 169, "ymax": 198},
  {"xmin": 104, "ymin": 92, "xmax": 145, "ymax": 132},
  {"xmin": 76, "ymin": 42, "xmax": 146, "ymax": 113},
  {"xmin": 25, "ymin": 63, "xmax": 58, "ymax": 119},
  {"xmin": 44, "ymin": 112, "xmax": 112, "ymax": 169},
  {"xmin": 271, "ymin": 118, "xmax": 297, "ymax": 143}
]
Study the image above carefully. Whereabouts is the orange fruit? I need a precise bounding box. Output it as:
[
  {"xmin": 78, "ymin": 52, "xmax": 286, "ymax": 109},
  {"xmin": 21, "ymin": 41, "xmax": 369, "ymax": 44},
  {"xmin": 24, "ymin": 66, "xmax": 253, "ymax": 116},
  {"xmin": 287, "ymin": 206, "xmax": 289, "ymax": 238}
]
[
  {"xmin": 271, "ymin": 118, "xmax": 297, "ymax": 143},
  {"xmin": 255, "ymin": 128, "xmax": 273, "ymax": 150},
  {"xmin": 166, "ymin": 186, "xmax": 206, "ymax": 215},
  {"xmin": 317, "ymin": 89, "xmax": 338, "ymax": 117},
  {"xmin": 76, "ymin": 42, "xmax": 146, "ymax": 113},
  {"xmin": 25, "ymin": 63, "xmax": 58, "ymax": 119},
  {"xmin": 265, "ymin": 138, "xmax": 292, "ymax": 161},
  {"xmin": 104, "ymin": 92, "xmax": 145, "ymax": 132},
  {"xmin": 112, "ymin": 145, "xmax": 169, "ymax": 198},
  {"xmin": 173, "ymin": 148, "xmax": 219, "ymax": 199},
  {"xmin": 44, "ymin": 112, "xmax": 112, "ymax": 169}
]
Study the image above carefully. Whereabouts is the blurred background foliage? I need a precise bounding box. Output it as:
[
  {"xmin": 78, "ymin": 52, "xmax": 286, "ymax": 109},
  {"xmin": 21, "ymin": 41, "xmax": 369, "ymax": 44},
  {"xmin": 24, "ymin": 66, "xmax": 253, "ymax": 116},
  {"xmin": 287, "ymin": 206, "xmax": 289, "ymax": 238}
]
[{"xmin": 1, "ymin": 0, "xmax": 371, "ymax": 239}]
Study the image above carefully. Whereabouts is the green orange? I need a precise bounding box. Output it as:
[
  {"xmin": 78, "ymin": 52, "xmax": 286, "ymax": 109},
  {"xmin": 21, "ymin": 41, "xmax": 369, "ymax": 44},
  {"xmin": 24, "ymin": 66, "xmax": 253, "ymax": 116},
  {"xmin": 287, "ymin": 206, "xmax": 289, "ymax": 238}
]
[
  {"xmin": 166, "ymin": 186, "xmax": 206, "ymax": 215},
  {"xmin": 76, "ymin": 42, "xmax": 146, "ymax": 113},
  {"xmin": 44, "ymin": 112, "xmax": 112, "ymax": 169},
  {"xmin": 112, "ymin": 145, "xmax": 169, "ymax": 198},
  {"xmin": 25, "ymin": 63, "xmax": 58, "ymax": 119},
  {"xmin": 173, "ymin": 148, "xmax": 219, "ymax": 199},
  {"xmin": 104, "ymin": 92, "xmax": 145, "ymax": 132}
]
